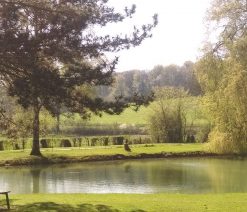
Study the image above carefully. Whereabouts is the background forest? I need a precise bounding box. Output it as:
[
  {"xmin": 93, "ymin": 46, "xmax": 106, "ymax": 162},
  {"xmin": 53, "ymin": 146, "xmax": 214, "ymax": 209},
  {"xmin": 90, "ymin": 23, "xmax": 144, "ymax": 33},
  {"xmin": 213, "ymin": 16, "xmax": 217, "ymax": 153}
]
[{"xmin": 96, "ymin": 61, "xmax": 201, "ymax": 100}]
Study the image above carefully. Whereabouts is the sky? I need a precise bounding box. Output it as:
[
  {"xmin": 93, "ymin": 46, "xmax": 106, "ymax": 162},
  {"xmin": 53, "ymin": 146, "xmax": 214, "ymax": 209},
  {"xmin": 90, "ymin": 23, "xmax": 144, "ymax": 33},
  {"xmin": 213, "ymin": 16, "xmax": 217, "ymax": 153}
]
[{"xmin": 105, "ymin": 0, "xmax": 213, "ymax": 72}]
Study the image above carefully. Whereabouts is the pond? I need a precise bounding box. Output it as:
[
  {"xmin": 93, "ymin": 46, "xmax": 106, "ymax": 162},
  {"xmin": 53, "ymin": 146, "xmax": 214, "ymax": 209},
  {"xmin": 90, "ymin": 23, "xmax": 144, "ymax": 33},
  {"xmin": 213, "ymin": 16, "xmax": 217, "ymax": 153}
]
[{"xmin": 0, "ymin": 158, "xmax": 246, "ymax": 194}]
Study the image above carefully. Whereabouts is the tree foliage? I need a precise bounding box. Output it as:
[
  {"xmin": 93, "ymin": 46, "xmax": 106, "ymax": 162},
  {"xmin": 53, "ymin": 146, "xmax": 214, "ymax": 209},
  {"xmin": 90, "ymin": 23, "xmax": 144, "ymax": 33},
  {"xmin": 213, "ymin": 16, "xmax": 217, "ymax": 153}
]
[
  {"xmin": 196, "ymin": 0, "xmax": 247, "ymax": 153},
  {"xmin": 97, "ymin": 61, "xmax": 202, "ymax": 100},
  {"xmin": 0, "ymin": 85, "xmax": 54, "ymax": 142},
  {"xmin": 148, "ymin": 87, "xmax": 189, "ymax": 143},
  {"xmin": 0, "ymin": 0, "xmax": 157, "ymax": 155}
]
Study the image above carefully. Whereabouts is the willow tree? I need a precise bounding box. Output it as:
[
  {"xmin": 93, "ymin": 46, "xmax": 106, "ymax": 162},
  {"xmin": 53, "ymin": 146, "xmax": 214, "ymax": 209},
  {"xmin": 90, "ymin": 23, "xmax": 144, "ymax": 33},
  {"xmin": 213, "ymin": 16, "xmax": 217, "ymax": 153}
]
[
  {"xmin": 0, "ymin": 0, "xmax": 157, "ymax": 156},
  {"xmin": 195, "ymin": 0, "xmax": 247, "ymax": 153}
]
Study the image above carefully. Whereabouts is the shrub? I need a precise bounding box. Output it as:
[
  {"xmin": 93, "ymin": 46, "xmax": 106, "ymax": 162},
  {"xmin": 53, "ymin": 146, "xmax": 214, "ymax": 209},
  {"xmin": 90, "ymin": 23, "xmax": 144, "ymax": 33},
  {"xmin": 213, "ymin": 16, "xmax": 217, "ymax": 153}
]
[
  {"xmin": 196, "ymin": 124, "xmax": 211, "ymax": 143},
  {"xmin": 112, "ymin": 136, "xmax": 124, "ymax": 145},
  {"xmin": 0, "ymin": 141, "xmax": 4, "ymax": 151},
  {"xmin": 60, "ymin": 139, "xmax": 72, "ymax": 147},
  {"xmin": 101, "ymin": 137, "xmax": 109, "ymax": 146},
  {"xmin": 40, "ymin": 139, "xmax": 49, "ymax": 148},
  {"xmin": 90, "ymin": 137, "xmax": 98, "ymax": 146},
  {"xmin": 148, "ymin": 106, "xmax": 184, "ymax": 143},
  {"xmin": 207, "ymin": 130, "xmax": 247, "ymax": 154}
]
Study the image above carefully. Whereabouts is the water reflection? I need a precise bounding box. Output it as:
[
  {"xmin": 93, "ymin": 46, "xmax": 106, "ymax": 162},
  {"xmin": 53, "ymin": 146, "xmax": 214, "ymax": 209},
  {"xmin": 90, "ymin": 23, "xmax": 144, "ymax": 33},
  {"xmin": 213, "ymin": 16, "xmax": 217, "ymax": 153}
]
[
  {"xmin": 30, "ymin": 169, "xmax": 41, "ymax": 193},
  {"xmin": 0, "ymin": 158, "xmax": 246, "ymax": 194}
]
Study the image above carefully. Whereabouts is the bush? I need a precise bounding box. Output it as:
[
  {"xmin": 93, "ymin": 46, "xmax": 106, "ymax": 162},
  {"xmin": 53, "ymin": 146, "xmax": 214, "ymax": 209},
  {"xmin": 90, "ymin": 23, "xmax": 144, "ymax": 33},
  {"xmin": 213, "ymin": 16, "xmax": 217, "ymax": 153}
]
[
  {"xmin": 185, "ymin": 134, "xmax": 196, "ymax": 143},
  {"xmin": 101, "ymin": 137, "xmax": 109, "ymax": 146},
  {"xmin": 90, "ymin": 137, "xmax": 98, "ymax": 146},
  {"xmin": 60, "ymin": 139, "xmax": 72, "ymax": 147},
  {"xmin": 40, "ymin": 139, "xmax": 49, "ymax": 148},
  {"xmin": 0, "ymin": 141, "xmax": 4, "ymax": 151},
  {"xmin": 112, "ymin": 136, "xmax": 124, "ymax": 145},
  {"xmin": 148, "ymin": 107, "xmax": 184, "ymax": 143},
  {"xmin": 0, "ymin": 139, "xmax": 31, "ymax": 150},
  {"xmin": 196, "ymin": 124, "xmax": 211, "ymax": 143},
  {"xmin": 207, "ymin": 130, "xmax": 247, "ymax": 154},
  {"xmin": 14, "ymin": 143, "xmax": 20, "ymax": 150}
]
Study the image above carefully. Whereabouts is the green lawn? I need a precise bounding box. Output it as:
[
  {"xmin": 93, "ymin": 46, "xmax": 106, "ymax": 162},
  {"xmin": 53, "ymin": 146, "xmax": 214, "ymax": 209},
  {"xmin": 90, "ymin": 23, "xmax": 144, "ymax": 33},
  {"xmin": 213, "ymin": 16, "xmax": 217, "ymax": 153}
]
[
  {"xmin": 90, "ymin": 105, "xmax": 152, "ymax": 125},
  {"xmin": 5, "ymin": 193, "xmax": 247, "ymax": 212},
  {"xmin": 60, "ymin": 97, "xmax": 209, "ymax": 126},
  {"xmin": 60, "ymin": 104, "xmax": 151, "ymax": 126},
  {"xmin": 0, "ymin": 143, "xmax": 204, "ymax": 164}
]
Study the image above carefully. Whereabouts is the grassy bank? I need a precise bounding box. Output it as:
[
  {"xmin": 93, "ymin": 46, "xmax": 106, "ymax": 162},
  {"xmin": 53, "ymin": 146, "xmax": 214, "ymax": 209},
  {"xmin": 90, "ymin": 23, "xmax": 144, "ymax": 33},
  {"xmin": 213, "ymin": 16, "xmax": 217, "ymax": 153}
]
[
  {"xmin": 3, "ymin": 193, "xmax": 246, "ymax": 211},
  {"xmin": 0, "ymin": 143, "xmax": 208, "ymax": 166}
]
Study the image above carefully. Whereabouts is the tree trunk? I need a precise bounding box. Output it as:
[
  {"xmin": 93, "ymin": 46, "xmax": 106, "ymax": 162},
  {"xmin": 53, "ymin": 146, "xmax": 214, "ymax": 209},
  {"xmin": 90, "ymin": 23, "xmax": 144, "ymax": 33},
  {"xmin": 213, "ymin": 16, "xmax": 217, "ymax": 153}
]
[
  {"xmin": 56, "ymin": 113, "xmax": 60, "ymax": 135},
  {"xmin": 30, "ymin": 104, "xmax": 42, "ymax": 156}
]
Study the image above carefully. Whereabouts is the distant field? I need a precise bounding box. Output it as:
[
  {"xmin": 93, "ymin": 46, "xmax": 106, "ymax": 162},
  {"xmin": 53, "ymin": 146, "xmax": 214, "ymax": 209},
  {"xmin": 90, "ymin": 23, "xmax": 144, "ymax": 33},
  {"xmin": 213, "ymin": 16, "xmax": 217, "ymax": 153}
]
[
  {"xmin": 61, "ymin": 97, "xmax": 208, "ymax": 126},
  {"xmin": 90, "ymin": 105, "xmax": 151, "ymax": 125}
]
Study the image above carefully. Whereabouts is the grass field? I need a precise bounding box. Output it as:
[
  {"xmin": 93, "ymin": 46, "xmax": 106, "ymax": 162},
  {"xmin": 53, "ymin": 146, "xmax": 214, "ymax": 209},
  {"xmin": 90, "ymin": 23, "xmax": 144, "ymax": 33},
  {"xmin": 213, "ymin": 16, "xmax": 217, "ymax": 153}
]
[
  {"xmin": 0, "ymin": 143, "xmax": 204, "ymax": 160},
  {"xmin": 0, "ymin": 143, "xmax": 205, "ymax": 166},
  {"xmin": 60, "ymin": 97, "xmax": 208, "ymax": 126},
  {"xmin": 4, "ymin": 193, "xmax": 247, "ymax": 211},
  {"xmin": 90, "ymin": 105, "xmax": 152, "ymax": 125},
  {"xmin": 60, "ymin": 104, "xmax": 151, "ymax": 126}
]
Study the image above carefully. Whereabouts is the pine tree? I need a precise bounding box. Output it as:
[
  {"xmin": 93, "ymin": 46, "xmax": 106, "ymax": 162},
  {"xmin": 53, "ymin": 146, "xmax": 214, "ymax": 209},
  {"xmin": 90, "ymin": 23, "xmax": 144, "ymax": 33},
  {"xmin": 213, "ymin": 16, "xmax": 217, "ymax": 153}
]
[{"xmin": 0, "ymin": 0, "xmax": 157, "ymax": 156}]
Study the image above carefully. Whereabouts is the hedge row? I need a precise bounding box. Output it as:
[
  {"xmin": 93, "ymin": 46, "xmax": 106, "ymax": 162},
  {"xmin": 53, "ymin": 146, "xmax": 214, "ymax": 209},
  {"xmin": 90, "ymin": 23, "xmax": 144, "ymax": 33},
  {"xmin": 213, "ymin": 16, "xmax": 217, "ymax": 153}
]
[{"xmin": 0, "ymin": 135, "xmax": 152, "ymax": 151}]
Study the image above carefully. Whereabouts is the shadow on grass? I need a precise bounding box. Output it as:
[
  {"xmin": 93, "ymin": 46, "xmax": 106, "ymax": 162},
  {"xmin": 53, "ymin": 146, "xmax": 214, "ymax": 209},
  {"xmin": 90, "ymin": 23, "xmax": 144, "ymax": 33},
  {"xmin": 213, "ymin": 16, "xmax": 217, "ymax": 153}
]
[
  {"xmin": 0, "ymin": 199, "xmax": 9, "ymax": 211},
  {"xmin": 10, "ymin": 202, "xmax": 146, "ymax": 212}
]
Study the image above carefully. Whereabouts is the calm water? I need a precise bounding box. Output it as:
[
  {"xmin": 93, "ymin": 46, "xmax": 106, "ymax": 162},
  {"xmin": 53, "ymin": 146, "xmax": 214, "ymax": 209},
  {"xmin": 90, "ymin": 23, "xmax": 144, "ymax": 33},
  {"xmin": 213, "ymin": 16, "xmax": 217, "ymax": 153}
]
[{"xmin": 0, "ymin": 158, "xmax": 246, "ymax": 194}]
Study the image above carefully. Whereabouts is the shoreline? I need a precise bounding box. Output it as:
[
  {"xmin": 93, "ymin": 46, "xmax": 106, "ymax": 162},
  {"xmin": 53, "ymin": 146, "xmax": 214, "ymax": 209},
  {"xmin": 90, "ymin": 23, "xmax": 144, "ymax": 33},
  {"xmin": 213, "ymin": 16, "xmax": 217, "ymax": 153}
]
[{"xmin": 0, "ymin": 151, "xmax": 240, "ymax": 167}]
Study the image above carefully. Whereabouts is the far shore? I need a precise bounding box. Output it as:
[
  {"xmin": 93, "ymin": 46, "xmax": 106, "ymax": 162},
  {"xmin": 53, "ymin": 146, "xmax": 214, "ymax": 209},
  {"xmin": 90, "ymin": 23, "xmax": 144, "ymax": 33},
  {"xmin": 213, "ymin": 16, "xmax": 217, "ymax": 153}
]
[
  {"xmin": 0, "ymin": 151, "xmax": 240, "ymax": 167},
  {"xmin": 0, "ymin": 143, "xmax": 245, "ymax": 168}
]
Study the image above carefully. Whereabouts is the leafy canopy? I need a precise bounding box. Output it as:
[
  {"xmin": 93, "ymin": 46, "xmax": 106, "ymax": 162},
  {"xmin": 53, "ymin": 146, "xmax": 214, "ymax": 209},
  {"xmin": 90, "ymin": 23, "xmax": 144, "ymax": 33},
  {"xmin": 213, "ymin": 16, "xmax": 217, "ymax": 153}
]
[
  {"xmin": 195, "ymin": 0, "xmax": 247, "ymax": 153},
  {"xmin": 0, "ymin": 0, "xmax": 158, "ymax": 114}
]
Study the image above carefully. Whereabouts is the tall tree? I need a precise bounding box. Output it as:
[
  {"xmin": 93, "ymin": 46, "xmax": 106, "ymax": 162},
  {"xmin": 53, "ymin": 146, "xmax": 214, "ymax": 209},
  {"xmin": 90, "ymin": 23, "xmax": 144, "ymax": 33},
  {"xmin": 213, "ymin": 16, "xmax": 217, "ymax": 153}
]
[
  {"xmin": 195, "ymin": 0, "xmax": 247, "ymax": 153},
  {"xmin": 0, "ymin": 0, "xmax": 157, "ymax": 156}
]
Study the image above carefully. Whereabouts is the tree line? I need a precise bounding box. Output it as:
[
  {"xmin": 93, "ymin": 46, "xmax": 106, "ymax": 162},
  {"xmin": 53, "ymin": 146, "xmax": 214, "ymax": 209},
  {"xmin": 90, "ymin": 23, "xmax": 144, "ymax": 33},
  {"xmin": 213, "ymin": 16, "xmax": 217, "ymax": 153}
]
[{"xmin": 96, "ymin": 61, "xmax": 201, "ymax": 100}]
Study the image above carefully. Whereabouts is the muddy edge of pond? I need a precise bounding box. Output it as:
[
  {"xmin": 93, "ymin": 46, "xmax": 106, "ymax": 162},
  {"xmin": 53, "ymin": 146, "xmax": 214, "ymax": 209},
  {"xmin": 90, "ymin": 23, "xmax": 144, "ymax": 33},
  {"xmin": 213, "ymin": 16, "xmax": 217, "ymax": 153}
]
[{"xmin": 1, "ymin": 151, "xmax": 245, "ymax": 167}]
